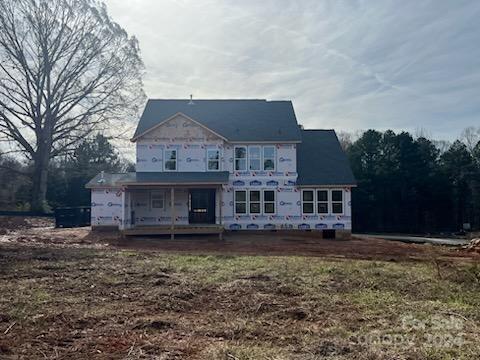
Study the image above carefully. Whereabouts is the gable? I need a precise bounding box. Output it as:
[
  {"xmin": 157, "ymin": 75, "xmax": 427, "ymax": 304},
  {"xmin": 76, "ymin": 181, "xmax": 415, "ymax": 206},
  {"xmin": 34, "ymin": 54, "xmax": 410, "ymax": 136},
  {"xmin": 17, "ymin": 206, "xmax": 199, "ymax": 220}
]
[
  {"xmin": 132, "ymin": 99, "xmax": 302, "ymax": 142},
  {"xmin": 133, "ymin": 113, "xmax": 225, "ymax": 142}
]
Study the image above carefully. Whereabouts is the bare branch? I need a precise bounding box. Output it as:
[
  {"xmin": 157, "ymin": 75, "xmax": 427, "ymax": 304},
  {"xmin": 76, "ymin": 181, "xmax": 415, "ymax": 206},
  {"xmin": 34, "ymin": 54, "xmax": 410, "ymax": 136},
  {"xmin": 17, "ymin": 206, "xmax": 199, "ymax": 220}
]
[{"xmin": 0, "ymin": 0, "xmax": 145, "ymax": 209}]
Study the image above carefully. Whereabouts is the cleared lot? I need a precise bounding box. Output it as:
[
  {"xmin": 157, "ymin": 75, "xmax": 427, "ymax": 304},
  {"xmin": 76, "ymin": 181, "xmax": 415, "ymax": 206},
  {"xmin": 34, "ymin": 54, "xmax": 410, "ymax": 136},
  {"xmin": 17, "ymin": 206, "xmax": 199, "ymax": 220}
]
[{"xmin": 1, "ymin": 221, "xmax": 479, "ymax": 359}]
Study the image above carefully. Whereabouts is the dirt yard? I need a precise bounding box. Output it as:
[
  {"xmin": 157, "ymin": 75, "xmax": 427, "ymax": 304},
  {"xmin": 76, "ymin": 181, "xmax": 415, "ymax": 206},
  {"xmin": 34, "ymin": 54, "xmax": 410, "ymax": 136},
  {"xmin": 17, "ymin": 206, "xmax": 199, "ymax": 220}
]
[
  {"xmin": 1, "ymin": 216, "xmax": 479, "ymax": 262},
  {"xmin": 0, "ymin": 219, "xmax": 479, "ymax": 359}
]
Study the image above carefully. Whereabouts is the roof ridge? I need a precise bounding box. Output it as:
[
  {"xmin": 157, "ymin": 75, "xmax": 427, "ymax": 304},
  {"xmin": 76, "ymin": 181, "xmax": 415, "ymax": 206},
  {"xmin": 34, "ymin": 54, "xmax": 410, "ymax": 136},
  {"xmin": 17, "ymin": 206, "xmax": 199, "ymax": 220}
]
[
  {"xmin": 147, "ymin": 98, "xmax": 268, "ymax": 101},
  {"xmin": 302, "ymin": 129, "xmax": 335, "ymax": 132}
]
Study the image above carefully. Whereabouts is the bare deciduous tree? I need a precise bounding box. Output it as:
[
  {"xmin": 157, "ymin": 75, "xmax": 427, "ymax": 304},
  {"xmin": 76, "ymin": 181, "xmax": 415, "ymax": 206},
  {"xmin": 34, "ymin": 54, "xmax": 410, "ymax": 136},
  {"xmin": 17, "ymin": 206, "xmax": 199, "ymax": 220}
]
[
  {"xmin": 0, "ymin": 0, "xmax": 145, "ymax": 210},
  {"xmin": 460, "ymin": 126, "xmax": 480, "ymax": 154}
]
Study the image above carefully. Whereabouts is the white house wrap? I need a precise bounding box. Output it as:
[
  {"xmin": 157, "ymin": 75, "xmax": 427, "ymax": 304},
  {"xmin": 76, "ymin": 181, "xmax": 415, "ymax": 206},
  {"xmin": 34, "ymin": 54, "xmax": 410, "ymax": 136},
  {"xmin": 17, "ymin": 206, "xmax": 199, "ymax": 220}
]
[{"xmin": 87, "ymin": 99, "xmax": 356, "ymax": 238}]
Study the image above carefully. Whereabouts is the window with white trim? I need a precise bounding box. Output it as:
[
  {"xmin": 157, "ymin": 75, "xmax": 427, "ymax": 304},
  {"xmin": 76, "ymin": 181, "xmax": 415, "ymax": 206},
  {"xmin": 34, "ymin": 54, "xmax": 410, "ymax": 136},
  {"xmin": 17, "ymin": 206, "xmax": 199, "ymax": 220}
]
[
  {"xmin": 234, "ymin": 146, "xmax": 247, "ymax": 171},
  {"xmin": 331, "ymin": 190, "xmax": 343, "ymax": 214},
  {"xmin": 263, "ymin": 146, "xmax": 275, "ymax": 171},
  {"xmin": 249, "ymin": 190, "xmax": 261, "ymax": 214},
  {"xmin": 234, "ymin": 190, "xmax": 247, "ymax": 214},
  {"xmin": 164, "ymin": 149, "xmax": 177, "ymax": 171},
  {"xmin": 249, "ymin": 146, "xmax": 261, "ymax": 171},
  {"xmin": 302, "ymin": 190, "xmax": 314, "ymax": 214},
  {"xmin": 207, "ymin": 149, "xmax": 220, "ymax": 171},
  {"xmin": 317, "ymin": 190, "xmax": 329, "ymax": 214},
  {"xmin": 263, "ymin": 190, "xmax": 275, "ymax": 214},
  {"xmin": 151, "ymin": 191, "xmax": 164, "ymax": 209}
]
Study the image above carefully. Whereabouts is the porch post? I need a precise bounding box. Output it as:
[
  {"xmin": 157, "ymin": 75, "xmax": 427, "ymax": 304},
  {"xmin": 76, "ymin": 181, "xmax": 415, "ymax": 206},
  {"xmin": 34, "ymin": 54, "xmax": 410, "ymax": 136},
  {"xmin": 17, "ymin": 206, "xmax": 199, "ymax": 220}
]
[
  {"xmin": 219, "ymin": 186, "xmax": 223, "ymax": 226},
  {"xmin": 120, "ymin": 188, "xmax": 125, "ymax": 231},
  {"xmin": 170, "ymin": 187, "xmax": 175, "ymax": 240},
  {"xmin": 219, "ymin": 185, "xmax": 223, "ymax": 240}
]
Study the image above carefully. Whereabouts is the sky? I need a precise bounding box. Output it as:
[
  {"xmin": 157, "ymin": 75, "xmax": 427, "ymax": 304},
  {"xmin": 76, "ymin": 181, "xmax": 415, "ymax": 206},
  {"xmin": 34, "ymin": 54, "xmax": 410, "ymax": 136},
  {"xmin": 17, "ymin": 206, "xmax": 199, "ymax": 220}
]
[{"xmin": 104, "ymin": 0, "xmax": 480, "ymax": 140}]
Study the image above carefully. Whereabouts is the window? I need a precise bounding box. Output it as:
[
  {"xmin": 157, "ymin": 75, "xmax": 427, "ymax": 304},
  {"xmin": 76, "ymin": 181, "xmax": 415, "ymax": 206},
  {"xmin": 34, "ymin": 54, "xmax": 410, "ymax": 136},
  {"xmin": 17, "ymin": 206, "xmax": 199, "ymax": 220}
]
[
  {"xmin": 317, "ymin": 190, "xmax": 329, "ymax": 214},
  {"xmin": 151, "ymin": 191, "xmax": 164, "ymax": 209},
  {"xmin": 249, "ymin": 190, "xmax": 261, "ymax": 213},
  {"xmin": 248, "ymin": 146, "xmax": 261, "ymax": 171},
  {"xmin": 302, "ymin": 190, "xmax": 314, "ymax": 214},
  {"xmin": 263, "ymin": 146, "xmax": 275, "ymax": 171},
  {"xmin": 235, "ymin": 189, "xmax": 275, "ymax": 215},
  {"xmin": 234, "ymin": 190, "xmax": 247, "ymax": 214},
  {"xmin": 164, "ymin": 149, "xmax": 177, "ymax": 171},
  {"xmin": 234, "ymin": 146, "xmax": 247, "ymax": 171},
  {"xmin": 263, "ymin": 190, "xmax": 275, "ymax": 214},
  {"xmin": 207, "ymin": 149, "xmax": 220, "ymax": 171},
  {"xmin": 332, "ymin": 190, "xmax": 343, "ymax": 214}
]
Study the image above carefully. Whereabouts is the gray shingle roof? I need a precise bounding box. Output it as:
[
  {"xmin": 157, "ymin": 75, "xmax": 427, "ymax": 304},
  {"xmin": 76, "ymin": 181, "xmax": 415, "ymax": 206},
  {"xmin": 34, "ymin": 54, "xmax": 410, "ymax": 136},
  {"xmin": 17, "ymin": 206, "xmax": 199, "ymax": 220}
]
[
  {"xmin": 86, "ymin": 171, "xmax": 230, "ymax": 188},
  {"xmin": 296, "ymin": 130, "xmax": 356, "ymax": 186},
  {"xmin": 132, "ymin": 99, "xmax": 302, "ymax": 142}
]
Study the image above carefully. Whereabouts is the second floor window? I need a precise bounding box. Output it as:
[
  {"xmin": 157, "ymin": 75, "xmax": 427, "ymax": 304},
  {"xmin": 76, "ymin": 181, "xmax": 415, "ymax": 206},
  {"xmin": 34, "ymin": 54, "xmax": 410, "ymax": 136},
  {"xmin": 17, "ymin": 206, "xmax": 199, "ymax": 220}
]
[
  {"xmin": 263, "ymin": 146, "xmax": 275, "ymax": 170},
  {"xmin": 164, "ymin": 149, "xmax": 177, "ymax": 171},
  {"xmin": 249, "ymin": 146, "xmax": 261, "ymax": 171},
  {"xmin": 207, "ymin": 149, "xmax": 220, "ymax": 171},
  {"xmin": 234, "ymin": 146, "xmax": 247, "ymax": 171}
]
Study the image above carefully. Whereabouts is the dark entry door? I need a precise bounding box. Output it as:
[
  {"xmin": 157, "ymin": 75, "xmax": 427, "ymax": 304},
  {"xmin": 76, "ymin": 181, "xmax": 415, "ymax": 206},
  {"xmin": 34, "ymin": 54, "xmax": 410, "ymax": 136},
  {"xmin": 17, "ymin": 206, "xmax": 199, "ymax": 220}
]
[{"xmin": 189, "ymin": 189, "xmax": 216, "ymax": 224}]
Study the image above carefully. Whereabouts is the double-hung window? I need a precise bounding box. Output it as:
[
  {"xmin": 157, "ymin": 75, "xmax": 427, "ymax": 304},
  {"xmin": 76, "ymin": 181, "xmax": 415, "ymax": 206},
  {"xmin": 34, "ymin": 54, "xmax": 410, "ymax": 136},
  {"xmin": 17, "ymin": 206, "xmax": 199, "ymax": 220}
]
[
  {"xmin": 249, "ymin": 190, "xmax": 261, "ymax": 214},
  {"xmin": 302, "ymin": 190, "xmax": 314, "ymax": 214},
  {"xmin": 263, "ymin": 146, "xmax": 275, "ymax": 171},
  {"xmin": 317, "ymin": 190, "xmax": 329, "ymax": 214},
  {"xmin": 234, "ymin": 190, "xmax": 247, "ymax": 214},
  {"xmin": 164, "ymin": 149, "xmax": 177, "ymax": 171},
  {"xmin": 234, "ymin": 189, "xmax": 276, "ymax": 215},
  {"xmin": 263, "ymin": 190, "xmax": 275, "ymax": 214},
  {"xmin": 234, "ymin": 146, "xmax": 247, "ymax": 171},
  {"xmin": 249, "ymin": 146, "xmax": 261, "ymax": 171},
  {"xmin": 207, "ymin": 149, "xmax": 220, "ymax": 171},
  {"xmin": 332, "ymin": 190, "xmax": 343, "ymax": 214},
  {"xmin": 151, "ymin": 191, "xmax": 164, "ymax": 209}
]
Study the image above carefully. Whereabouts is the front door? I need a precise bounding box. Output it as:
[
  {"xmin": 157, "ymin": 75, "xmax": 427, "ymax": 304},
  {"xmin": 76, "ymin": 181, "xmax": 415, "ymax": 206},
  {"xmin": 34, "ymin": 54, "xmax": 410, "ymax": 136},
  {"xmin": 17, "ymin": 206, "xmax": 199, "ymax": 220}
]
[{"xmin": 189, "ymin": 189, "xmax": 216, "ymax": 224}]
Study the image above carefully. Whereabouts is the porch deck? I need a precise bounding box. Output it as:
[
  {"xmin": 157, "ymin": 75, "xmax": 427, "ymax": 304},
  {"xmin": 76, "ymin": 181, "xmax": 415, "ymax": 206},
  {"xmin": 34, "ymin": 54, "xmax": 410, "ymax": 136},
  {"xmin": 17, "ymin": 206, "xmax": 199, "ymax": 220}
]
[{"xmin": 122, "ymin": 224, "xmax": 224, "ymax": 237}]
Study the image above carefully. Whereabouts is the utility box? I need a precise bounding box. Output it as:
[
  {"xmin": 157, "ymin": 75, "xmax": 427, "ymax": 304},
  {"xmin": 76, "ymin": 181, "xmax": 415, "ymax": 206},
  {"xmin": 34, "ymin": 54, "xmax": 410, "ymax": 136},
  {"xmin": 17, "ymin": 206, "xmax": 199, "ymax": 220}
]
[{"xmin": 55, "ymin": 207, "xmax": 91, "ymax": 228}]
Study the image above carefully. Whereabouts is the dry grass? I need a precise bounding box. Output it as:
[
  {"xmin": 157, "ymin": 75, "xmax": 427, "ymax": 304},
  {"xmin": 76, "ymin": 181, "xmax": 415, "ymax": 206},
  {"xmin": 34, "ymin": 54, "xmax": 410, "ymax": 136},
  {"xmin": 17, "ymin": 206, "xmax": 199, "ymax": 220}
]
[{"xmin": 0, "ymin": 244, "xmax": 479, "ymax": 359}]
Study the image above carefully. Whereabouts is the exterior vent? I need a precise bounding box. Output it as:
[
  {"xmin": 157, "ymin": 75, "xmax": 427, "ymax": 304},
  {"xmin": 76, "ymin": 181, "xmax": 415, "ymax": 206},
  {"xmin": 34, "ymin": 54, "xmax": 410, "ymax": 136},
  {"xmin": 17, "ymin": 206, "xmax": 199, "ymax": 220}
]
[{"xmin": 97, "ymin": 170, "xmax": 106, "ymax": 184}]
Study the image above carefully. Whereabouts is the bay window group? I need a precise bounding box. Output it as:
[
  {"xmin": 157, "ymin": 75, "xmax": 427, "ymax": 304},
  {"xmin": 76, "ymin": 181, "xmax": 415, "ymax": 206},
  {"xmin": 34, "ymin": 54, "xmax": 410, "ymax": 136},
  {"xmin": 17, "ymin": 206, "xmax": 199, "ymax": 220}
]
[
  {"xmin": 235, "ymin": 190, "xmax": 276, "ymax": 214},
  {"xmin": 302, "ymin": 189, "xmax": 344, "ymax": 215}
]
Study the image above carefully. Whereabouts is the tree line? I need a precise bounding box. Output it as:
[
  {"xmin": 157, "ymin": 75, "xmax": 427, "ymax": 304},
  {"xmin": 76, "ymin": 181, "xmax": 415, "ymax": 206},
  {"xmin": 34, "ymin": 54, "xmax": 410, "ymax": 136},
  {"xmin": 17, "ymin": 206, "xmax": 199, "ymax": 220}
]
[
  {"xmin": 0, "ymin": 134, "xmax": 132, "ymax": 210},
  {"xmin": 344, "ymin": 128, "xmax": 480, "ymax": 233}
]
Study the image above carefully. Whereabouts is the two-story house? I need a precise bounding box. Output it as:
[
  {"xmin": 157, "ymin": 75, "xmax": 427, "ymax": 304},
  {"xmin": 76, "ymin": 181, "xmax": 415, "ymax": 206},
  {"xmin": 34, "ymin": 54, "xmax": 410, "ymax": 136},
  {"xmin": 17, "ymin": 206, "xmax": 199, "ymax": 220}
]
[{"xmin": 86, "ymin": 99, "xmax": 356, "ymax": 239}]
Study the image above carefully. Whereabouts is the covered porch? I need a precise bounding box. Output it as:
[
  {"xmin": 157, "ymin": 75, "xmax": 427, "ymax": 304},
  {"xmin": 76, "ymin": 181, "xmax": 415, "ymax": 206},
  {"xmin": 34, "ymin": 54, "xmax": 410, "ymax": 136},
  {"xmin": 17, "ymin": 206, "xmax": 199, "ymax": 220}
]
[{"xmin": 118, "ymin": 172, "xmax": 229, "ymax": 239}]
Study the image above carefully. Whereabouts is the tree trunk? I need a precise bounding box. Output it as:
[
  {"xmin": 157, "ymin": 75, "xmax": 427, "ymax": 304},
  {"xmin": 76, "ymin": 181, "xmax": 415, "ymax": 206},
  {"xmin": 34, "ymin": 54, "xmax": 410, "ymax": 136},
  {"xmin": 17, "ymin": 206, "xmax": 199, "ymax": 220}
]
[{"xmin": 31, "ymin": 146, "xmax": 51, "ymax": 212}]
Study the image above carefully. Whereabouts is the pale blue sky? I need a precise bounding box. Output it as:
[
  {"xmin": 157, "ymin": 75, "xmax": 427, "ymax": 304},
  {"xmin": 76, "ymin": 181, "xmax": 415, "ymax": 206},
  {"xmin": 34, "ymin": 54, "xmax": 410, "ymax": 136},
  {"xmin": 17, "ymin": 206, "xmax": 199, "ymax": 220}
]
[{"xmin": 105, "ymin": 0, "xmax": 480, "ymax": 140}]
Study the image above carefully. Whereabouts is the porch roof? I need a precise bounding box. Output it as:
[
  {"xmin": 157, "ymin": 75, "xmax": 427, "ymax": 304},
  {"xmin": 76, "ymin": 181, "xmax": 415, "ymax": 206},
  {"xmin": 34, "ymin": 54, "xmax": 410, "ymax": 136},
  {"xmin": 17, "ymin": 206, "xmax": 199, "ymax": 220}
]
[
  {"xmin": 86, "ymin": 171, "xmax": 230, "ymax": 188},
  {"xmin": 122, "ymin": 171, "xmax": 229, "ymax": 186}
]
